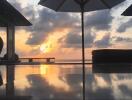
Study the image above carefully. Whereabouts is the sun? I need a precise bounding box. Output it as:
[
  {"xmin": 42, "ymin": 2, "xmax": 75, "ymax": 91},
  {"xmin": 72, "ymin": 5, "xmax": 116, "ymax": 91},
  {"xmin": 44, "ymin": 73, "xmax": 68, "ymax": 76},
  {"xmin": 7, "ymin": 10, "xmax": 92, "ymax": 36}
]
[
  {"xmin": 40, "ymin": 43, "xmax": 51, "ymax": 53},
  {"xmin": 40, "ymin": 44, "xmax": 46, "ymax": 53}
]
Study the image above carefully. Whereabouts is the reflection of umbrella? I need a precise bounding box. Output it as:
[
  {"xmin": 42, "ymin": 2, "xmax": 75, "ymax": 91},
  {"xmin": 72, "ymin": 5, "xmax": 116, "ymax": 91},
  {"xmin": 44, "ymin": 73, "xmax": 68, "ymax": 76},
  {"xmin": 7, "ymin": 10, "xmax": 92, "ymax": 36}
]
[
  {"xmin": 0, "ymin": 71, "xmax": 3, "ymax": 86},
  {"xmin": 122, "ymin": 5, "xmax": 132, "ymax": 16},
  {"xmin": 38, "ymin": 0, "xmax": 125, "ymax": 99}
]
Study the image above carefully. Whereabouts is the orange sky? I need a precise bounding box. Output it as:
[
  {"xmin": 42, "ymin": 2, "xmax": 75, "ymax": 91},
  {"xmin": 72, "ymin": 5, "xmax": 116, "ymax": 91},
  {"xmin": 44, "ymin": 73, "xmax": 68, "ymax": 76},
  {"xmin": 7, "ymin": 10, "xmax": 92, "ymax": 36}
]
[{"xmin": 0, "ymin": 0, "xmax": 132, "ymax": 59}]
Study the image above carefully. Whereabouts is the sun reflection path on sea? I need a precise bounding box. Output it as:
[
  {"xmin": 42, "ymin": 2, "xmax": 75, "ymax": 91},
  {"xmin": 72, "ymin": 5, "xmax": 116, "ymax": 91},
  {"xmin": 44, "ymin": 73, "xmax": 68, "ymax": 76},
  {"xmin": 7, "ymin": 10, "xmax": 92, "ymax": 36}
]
[{"xmin": 40, "ymin": 65, "xmax": 70, "ymax": 91}]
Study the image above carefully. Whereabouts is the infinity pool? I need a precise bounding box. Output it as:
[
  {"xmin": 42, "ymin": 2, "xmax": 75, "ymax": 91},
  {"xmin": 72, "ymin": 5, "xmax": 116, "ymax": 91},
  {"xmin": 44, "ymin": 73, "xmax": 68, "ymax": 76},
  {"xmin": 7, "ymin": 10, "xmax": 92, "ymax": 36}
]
[{"xmin": 0, "ymin": 64, "xmax": 132, "ymax": 100}]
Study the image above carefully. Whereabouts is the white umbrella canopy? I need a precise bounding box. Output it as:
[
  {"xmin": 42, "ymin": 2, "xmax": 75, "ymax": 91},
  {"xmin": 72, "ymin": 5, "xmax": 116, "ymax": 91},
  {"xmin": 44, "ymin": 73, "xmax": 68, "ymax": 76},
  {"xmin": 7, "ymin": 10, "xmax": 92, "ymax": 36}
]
[{"xmin": 38, "ymin": 0, "xmax": 126, "ymax": 100}]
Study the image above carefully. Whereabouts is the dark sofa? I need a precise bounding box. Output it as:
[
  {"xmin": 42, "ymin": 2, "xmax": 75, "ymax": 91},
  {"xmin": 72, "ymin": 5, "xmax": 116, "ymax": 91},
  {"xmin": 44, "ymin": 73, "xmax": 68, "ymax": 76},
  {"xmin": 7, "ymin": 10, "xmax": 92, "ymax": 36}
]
[{"xmin": 92, "ymin": 49, "xmax": 132, "ymax": 63}]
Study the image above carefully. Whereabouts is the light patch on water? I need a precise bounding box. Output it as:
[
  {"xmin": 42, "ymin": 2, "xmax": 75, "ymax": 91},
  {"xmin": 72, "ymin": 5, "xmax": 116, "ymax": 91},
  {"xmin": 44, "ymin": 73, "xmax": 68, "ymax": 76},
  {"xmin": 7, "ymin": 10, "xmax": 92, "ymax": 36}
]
[{"xmin": 94, "ymin": 74, "xmax": 109, "ymax": 88}]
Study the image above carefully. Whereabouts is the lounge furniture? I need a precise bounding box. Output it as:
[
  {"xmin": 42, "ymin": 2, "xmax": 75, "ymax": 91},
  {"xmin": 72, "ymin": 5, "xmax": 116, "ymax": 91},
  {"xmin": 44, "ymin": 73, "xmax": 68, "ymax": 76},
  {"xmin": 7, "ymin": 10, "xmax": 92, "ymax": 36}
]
[
  {"xmin": 92, "ymin": 49, "xmax": 132, "ymax": 73},
  {"xmin": 92, "ymin": 49, "xmax": 132, "ymax": 63}
]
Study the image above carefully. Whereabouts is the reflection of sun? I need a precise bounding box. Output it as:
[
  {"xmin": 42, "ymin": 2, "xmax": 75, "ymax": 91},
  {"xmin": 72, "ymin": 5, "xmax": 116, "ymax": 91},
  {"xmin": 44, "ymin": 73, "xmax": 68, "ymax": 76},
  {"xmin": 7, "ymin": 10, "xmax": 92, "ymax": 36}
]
[
  {"xmin": 40, "ymin": 65, "xmax": 70, "ymax": 91},
  {"xmin": 40, "ymin": 65, "xmax": 48, "ymax": 75}
]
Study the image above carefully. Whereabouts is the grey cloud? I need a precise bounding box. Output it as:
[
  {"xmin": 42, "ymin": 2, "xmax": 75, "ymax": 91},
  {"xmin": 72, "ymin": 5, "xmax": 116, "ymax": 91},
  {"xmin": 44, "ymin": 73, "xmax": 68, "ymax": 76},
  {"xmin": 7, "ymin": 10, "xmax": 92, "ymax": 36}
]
[
  {"xmin": 9, "ymin": 0, "xmax": 22, "ymax": 11},
  {"xmin": 117, "ymin": 19, "xmax": 132, "ymax": 33},
  {"xmin": 26, "ymin": 9, "xmax": 79, "ymax": 45},
  {"xmin": 94, "ymin": 33, "xmax": 112, "ymax": 48},
  {"xmin": 59, "ymin": 31, "xmax": 95, "ymax": 48},
  {"xmin": 7, "ymin": 0, "xmax": 33, "ymax": 30},
  {"xmin": 85, "ymin": 10, "xmax": 113, "ymax": 31},
  {"xmin": 8, "ymin": 0, "xmax": 114, "ymax": 48},
  {"xmin": 59, "ymin": 31, "xmax": 113, "ymax": 48},
  {"xmin": 112, "ymin": 36, "xmax": 132, "ymax": 42},
  {"xmin": 10, "ymin": 0, "xmax": 56, "ymax": 45},
  {"xmin": 9, "ymin": 0, "xmax": 34, "ymax": 21},
  {"xmin": 26, "ymin": 9, "xmax": 114, "ymax": 46}
]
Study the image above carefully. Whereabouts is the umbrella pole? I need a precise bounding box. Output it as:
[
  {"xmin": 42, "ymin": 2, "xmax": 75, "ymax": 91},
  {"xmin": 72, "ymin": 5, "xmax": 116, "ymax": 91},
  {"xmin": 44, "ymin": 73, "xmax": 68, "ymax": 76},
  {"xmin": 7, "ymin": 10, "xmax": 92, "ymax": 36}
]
[{"xmin": 81, "ymin": 10, "xmax": 85, "ymax": 100}]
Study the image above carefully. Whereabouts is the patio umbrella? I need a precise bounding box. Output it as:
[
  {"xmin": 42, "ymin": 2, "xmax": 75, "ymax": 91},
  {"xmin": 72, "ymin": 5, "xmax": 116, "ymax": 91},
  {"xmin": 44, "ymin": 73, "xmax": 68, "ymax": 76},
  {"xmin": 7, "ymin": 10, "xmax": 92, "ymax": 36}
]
[
  {"xmin": 38, "ymin": 0, "xmax": 125, "ymax": 99},
  {"xmin": 0, "ymin": 0, "xmax": 31, "ymax": 27},
  {"xmin": 0, "ymin": 0, "xmax": 32, "ymax": 59},
  {"xmin": 0, "ymin": 0, "xmax": 31, "ymax": 96},
  {"xmin": 122, "ymin": 4, "xmax": 132, "ymax": 16}
]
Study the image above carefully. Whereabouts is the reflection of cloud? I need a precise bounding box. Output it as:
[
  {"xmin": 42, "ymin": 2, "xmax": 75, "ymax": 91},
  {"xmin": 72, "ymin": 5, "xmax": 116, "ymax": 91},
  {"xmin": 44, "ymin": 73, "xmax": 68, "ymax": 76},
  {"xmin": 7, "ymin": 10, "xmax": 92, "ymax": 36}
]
[
  {"xmin": 65, "ymin": 74, "xmax": 82, "ymax": 91},
  {"xmin": 2, "ymin": 66, "xmax": 132, "ymax": 100},
  {"xmin": 119, "ymin": 84, "xmax": 132, "ymax": 98},
  {"xmin": 0, "ymin": 88, "xmax": 5, "ymax": 95},
  {"xmin": 40, "ymin": 65, "xmax": 70, "ymax": 90},
  {"xmin": 26, "ymin": 74, "xmax": 81, "ymax": 100},
  {"xmin": 97, "ymin": 74, "xmax": 112, "ymax": 84},
  {"xmin": 24, "ymin": 73, "xmax": 116, "ymax": 100},
  {"xmin": 86, "ymin": 88, "xmax": 114, "ymax": 100}
]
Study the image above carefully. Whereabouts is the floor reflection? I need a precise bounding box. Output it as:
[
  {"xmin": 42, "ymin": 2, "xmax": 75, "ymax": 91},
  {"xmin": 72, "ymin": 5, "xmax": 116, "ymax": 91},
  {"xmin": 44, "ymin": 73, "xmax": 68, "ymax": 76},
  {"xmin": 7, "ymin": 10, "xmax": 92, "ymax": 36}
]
[
  {"xmin": 93, "ymin": 63, "xmax": 132, "ymax": 73},
  {"xmin": 0, "ymin": 65, "xmax": 32, "ymax": 100},
  {"xmin": 0, "ymin": 65, "xmax": 132, "ymax": 100}
]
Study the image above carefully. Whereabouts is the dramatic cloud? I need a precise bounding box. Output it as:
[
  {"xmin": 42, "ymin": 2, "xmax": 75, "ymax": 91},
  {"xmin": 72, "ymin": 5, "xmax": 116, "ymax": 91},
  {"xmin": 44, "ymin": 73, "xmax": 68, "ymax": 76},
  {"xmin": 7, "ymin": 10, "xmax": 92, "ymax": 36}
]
[
  {"xmin": 59, "ymin": 31, "xmax": 95, "ymax": 48},
  {"xmin": 26, "ymin": 9, "xmax": 114, "ymax": 46},
  {"xmin": 112, "ymin": 36, "xmax": 132, "ymax": 42},
  {"xmin": 59, "ymin": 31, "xmax": 114, "ymax": 48},
  {"xmin": 26, "ymin": 9, "xmax": 79, "ymax": 45},
  {"xmin": 85, "ymin": 10, "xmax": 113, "ymax": 31},
  {"xmin": 94, "ymin": 33, "xmax": 112, "ymax": 48},
  {"xmin": 117, "ymin": 19, "xmax": 132, "ymax": 33},
  {"xmin": 10, "ymin": 0, "xmax": 114, "ymax": 46},
  {"xmin": 5, "ymin": 0, "xmax": 132, "ymax": 51}
]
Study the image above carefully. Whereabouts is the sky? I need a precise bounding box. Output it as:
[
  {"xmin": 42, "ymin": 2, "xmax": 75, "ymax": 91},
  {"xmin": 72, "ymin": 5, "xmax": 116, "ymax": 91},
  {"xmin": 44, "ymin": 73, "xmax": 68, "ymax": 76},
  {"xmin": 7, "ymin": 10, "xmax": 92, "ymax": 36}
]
[{"xmin": 0, "ymin": 0, "xmax": 132, "ymax": 59}]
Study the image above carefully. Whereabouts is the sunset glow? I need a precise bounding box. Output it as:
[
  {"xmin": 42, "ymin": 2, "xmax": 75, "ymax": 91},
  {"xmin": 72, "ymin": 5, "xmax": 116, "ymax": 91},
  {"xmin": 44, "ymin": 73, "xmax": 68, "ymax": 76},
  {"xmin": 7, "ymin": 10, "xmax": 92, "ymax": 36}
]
[
  {"xmin": 40, "ymin": 65, "xmax": 48, "ymax": 75},
  {"xmin": 40, "ymin": 65, "xmax": 70, "ymax": 91},
  {"xmin": 40, "ymin": 43, "xmax": 51, "ymax": 53},
  {"xmin": 0, "ymin": 0, "xmax": 132, "ymax": 100}
]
